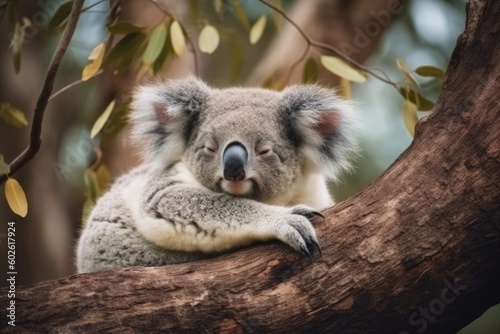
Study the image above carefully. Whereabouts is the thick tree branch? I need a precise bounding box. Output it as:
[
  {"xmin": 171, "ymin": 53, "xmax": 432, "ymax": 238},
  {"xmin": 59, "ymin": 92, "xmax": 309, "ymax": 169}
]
[
  {"xmin": 0, "ymin": 0, "xmax": 498, "ymax": 333},
  {"xmin": 0, "ymin": 0, "xmax": 85, "ymax": 184}
]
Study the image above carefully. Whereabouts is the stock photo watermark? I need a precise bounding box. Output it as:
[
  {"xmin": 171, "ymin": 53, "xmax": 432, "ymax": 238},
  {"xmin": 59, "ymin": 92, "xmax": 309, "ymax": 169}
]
[
  {"xmin": 399, "ymin": 278, "xmax": 468, "ymax": 334},
  {"xmin": 5, "ymin": 221, "xmax": 16, "ymax": 327},
  {"xmin": 7, "ymin": 0, "xmax": 67, "ymax": 45}
]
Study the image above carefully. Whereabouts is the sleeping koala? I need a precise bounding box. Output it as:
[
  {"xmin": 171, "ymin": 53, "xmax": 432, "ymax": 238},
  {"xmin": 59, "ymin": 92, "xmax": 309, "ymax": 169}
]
[{"xmin": 76, "ymin": 77, "xmax": 358, "ymax": 273}]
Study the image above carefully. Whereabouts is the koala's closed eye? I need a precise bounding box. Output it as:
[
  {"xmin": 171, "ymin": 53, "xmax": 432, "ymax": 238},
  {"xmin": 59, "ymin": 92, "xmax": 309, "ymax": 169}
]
[
  {"xmin": 204, "ymin": 144, "xmax": 217, "ymax": 154},
  {"xmin": 256, "ymin": 145, "xmax": 273, "ymax": 159}
]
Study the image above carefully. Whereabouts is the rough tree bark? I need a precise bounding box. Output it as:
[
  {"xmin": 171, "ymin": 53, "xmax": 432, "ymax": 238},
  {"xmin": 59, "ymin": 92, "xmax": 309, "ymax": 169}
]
[{"xmin": 1, "ymin": 0, "xmax": 499, "ymax": 332}]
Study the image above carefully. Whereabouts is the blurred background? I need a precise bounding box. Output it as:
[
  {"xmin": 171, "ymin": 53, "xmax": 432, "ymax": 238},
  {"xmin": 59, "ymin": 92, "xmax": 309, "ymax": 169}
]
[{"xmin": 0, "ymin": 0, "xmax": 498, "ymax": 332}]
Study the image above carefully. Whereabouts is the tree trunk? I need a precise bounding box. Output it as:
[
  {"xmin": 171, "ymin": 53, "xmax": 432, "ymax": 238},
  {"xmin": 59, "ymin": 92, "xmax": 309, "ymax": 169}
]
[{"xmin": 1, "ymin": 0, "xmax": 499, "ymax": 332}]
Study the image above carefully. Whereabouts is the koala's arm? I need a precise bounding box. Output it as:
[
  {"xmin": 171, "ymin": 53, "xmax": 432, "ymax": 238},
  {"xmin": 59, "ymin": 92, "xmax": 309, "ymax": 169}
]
[{"xmin": 132, "ymin": 163, "xmax": 321, "ymax": 256}]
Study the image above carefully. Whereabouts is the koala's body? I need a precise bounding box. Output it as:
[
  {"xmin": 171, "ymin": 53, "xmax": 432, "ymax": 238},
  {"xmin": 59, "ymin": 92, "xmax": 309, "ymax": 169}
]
[{"xmin": 76, "ymin": 77, "xmax": 358, "ymax": 273}]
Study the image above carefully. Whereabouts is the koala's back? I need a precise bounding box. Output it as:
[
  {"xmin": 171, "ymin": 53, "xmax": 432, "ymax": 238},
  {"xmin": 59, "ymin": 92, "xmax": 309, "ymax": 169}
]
[{"xmin": 76, "ymin": 165, "xmax": 207, "ymax": 273}]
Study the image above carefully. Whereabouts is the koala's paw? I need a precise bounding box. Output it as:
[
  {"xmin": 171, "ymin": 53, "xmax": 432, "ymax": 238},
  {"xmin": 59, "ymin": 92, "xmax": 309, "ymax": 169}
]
[{"xmin": 273, "ymin": 205, "xmax": 323, "ymax": 258}]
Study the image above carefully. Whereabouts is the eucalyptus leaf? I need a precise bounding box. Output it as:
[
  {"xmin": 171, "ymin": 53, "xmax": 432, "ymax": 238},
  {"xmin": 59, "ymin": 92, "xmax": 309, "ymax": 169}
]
[
  {"xmin": 198, "ymin": 25, "xmax": 220, "ymax": 54},
  {"xmin": 398, "ymin": 86, "xmax": 435, "ymax": 111},
  {"xmin": 103, "ymin": 32, "xmax": 146, "ymax": 71},
  {"xmin": 107, "ymin": 21, "xmax": 144, "ymax": 34},
  {"xmin": 403, "ymin": 100, "xmax": 418, "ymax": 137},
  {"xmin": 82, "ymin": 43, "xmax": 105, "ymax": 81},
  {"xmin": 91, "ymin": 100, "xmax": 115, "ymax": 138},
  {"xmin": 0, "ymin": 155, "xmax": 10, "ymax": 175},
  {"xmin": 0, "ymin": 102, "xmax": 28, "ymax": 128},
  {"xmin": 170, "ymin": 20, "xmax": 185, "ymax": 56},
  {"xmin": 320, "ymin": 56, "xmax": 367, "ymax": 83},
  {"xmin": 5, "ymin": 178, "xmax": 28, "ymax": 217},
  {"xmin": 250, "ymin": 15, "xmax": 266, "ymax": 45},
  {"xmin": 415, "ymin": 66, "xmax": 445, "ymax": 79},
  {"xmin": 143, "ymin": 23, "xmax": 167, "ymax": 64},
  {"xmin": 396, "ymin": 58, "xmax": 419, "ymax": 87},
  {"xmin": 9, "ymin": 21, "xmax": 24, "ymax": 73},
  {"xmin": 47, "ymin": 1, "xmax": 73, "ymax": 33}
]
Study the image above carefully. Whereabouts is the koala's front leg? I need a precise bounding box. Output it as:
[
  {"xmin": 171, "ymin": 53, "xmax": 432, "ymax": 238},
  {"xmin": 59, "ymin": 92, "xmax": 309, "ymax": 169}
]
[{"xmin": 134, "ymin": 185, "xmax": 322, "ymax": 257}]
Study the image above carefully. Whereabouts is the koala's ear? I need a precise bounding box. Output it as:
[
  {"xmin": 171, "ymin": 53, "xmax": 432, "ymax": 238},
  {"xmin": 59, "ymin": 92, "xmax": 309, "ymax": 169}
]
[
  {"xmin": 130, "ymin": 77, "xmax": 210, "ymax": 170},
  {"xmin": 279, "ymin": 85, "xmax": 360, "ymax": 179}
]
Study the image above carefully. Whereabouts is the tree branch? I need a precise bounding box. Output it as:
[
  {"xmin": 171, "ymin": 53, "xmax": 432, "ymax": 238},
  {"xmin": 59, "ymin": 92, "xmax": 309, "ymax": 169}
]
[
  {"xmin": 256, "ymin": 0, "xmax": 397, "ymax": 87},
  {"xmin": 0, "ymin": 0, "xmax": 85, "ymax": 184}
]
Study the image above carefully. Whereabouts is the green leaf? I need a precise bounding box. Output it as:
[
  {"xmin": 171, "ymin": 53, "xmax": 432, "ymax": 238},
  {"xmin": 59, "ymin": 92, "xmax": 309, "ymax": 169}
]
[
  {"xmin": 103, "ymin": 32, "xmax": 146, "ymax": 71},
  {"xmin": 47, "ymin": 1, "xmax": 73, "ymax": 33},
  {"xmin": 91, "ymin": 100, "xmax": 115, "ymax": 138},
  {"xmin": 170, "ymin": 20, "xmax": 185, "ymax": 56},
  {"xmin": 101, "ymin": 99, "xmax": 131, "ymax": 145},
  {"xmin": 0, "ymin": 102, "xmax": 28, "ymax": 127},
  {"xmin": 107, "ymin": 21, "xmax": 144, "ymax": 34},
  {"xmin": 231, "ymin": 0, "xmax": 250, "ymax": 30},
  {"xmin": 153, "ymin": 32, "xmax": 172, "ymax": 74},
  {"xmin": 302, "ymin": 57, "xmax": 318, "ymax": 83},
  {"xmin": 213, "ymin": 0, "xmax": 223, "ymax": 16},
  {"xmin": 7, "ymin": 0, "xmax": 18, "ymax": 24},
  {"xmin": 9, "ymin": 19, "xmax": 27, "ymax": 73},
  {"xmin": 396, "ymin": 58, "xmax": 419, "ymax": 87},
  {"xmin": 95, "ymin": 163, "xmax": 110, "ymax": 193},
  {"xmin": 403, "ymin": 100, "xmax": 418, "ymax": 137},
  {"xmin": 5, "ymin": 178, "xmax": 28, "ymax": 217},
  {"xmin": 398, "ymin": 86, "xmax": 435, "ymax": 111},
  {"xmin": 143, "ymin": 23, "xmax": 167, "ymax": 64},
  {"xmin": 320, "ymin": 56, "xmax": 367, "ymax": 83},
  {"xmin": 270, "ymin": 0, "xmax": 283, "ymax": 30},
  {"xmin": 249, "ymin": 15, "xmax": 266, "ymax": 45},
  {"xmin": 415, "ymin": 65, "xmax": 445, "ymax": 79},
  {"xmin": 198, "ymin": 25, "xmax": 220, "ymax": 54},
  {"xmin": 84, "ymin": 169, "xmax": 100, "ymax": 200},
  {"xmin": 0, "ymin": 155, "xmax": 10, "ymax": 175}
]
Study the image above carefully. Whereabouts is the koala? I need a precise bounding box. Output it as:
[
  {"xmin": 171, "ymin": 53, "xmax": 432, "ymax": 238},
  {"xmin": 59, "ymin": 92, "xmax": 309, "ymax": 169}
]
[{"xmin": 76, "ymin": 77, "xmax": 358, "ymax": 273}]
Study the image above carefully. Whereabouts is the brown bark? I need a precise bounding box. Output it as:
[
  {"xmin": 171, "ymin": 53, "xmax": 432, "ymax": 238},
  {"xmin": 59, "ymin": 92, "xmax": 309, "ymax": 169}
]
[{"xmin": 1, "ymin": 0, "xmax": 499, "ymax": 332}]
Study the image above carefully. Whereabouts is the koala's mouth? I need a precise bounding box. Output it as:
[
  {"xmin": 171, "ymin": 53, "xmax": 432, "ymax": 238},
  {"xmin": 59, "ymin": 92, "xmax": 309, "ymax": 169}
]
[{"xmin": 220, "ymin": 179, "xmax": 254, "ymax": 197}]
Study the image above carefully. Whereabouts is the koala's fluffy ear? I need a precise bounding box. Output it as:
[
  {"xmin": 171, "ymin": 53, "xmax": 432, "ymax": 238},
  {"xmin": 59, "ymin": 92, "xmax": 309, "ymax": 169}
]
[
  {"xmin": 130, "ymin": 77, "xmax": 210, "ymax": 170},
  {"xmin": 279, "ymin": 85, "xmax": 360, "ymax": 179}
]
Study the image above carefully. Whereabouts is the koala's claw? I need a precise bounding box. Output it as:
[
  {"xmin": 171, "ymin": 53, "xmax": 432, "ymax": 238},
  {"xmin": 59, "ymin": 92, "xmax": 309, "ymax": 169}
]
[
  {"xmin": 290, "ymin": 206, "xmax": 325, "ymax": 220},
  {"xmin": 274, "ymin": 205, "xmax": 321, "ymax": 259},
  {"xmin": 299, "ymin": 243, "xmax": 312, "ymax": 258},
  {"xmin": 308, "ymin": 238, "xmax": 322, "ymax": 255}
]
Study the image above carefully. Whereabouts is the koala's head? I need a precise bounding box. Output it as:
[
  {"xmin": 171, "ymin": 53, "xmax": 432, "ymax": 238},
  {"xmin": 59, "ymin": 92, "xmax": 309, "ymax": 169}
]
[{"xmin": 131, "ymin": 77, "xmax": 358, "ymax": 203}]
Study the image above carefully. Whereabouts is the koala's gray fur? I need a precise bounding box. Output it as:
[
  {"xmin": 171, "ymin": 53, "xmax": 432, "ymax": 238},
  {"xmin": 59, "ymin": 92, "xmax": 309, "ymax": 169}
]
[{"xmin": 76, "ymin": 77, "xmax": 359, "ymax": 273}]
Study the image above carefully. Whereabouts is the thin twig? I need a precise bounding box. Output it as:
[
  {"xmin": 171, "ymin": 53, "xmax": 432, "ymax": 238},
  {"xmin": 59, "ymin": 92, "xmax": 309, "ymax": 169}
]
[
  {"xmin": 49, "ymin": 70, "xmax": 104, "ymax": 101},
  {"xmin": 258, "ymin": 0, "xmax": 397, "ymax": 87},
  {"xmin": 0, "ymin": 0, "xmax": 85, "ymax": 184}
]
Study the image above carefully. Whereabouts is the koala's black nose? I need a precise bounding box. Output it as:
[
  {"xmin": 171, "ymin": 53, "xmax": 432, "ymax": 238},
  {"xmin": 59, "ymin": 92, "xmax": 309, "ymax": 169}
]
[{"xmin": 223, "ymin": 143, "xmax": 247, "ymax": 181}]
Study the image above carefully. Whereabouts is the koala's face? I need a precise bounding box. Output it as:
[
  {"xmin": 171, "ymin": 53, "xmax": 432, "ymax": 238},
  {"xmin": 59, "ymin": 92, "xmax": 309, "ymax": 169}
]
[
  {"xmin": 131, "ymin": 77, "xmax": 358, "ymax": 203},
  {"xmin": 183, "ymin": 89, "xmax": 303, "ymax": 202}
]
